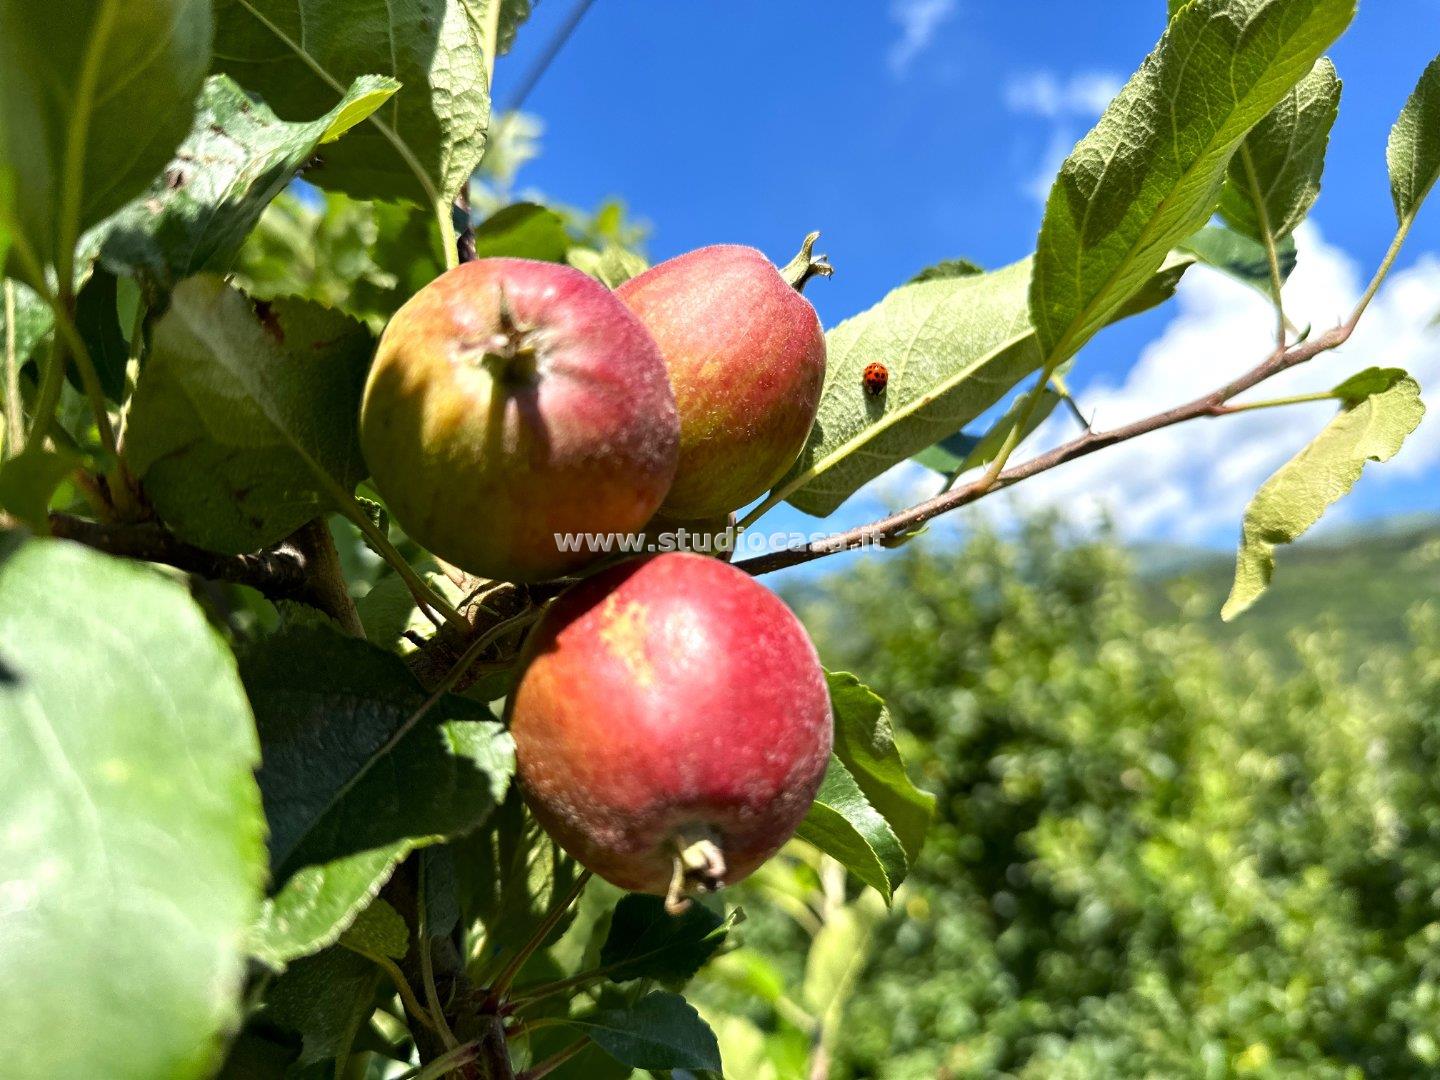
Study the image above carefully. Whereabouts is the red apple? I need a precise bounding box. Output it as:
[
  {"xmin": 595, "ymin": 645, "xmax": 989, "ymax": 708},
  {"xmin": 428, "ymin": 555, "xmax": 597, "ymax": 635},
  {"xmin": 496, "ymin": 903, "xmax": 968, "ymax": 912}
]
[
  {"xmin": 360, "ymin": 259, "xmax": 679, "ymax": 582},
  {"xmin": 617, "ymin": 243, "xmax": 827, "ymax": 519},
  {"xmin": 508, "ymin": 553, "xmax": 832, "ymax": 902}
]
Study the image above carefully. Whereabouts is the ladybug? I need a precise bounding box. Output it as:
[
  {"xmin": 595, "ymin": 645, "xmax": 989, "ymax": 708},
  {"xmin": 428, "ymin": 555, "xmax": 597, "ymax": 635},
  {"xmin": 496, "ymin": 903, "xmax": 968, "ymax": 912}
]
[{"xmin": 862, "ymin": 362, "xmax": 889, "ymax": 397}]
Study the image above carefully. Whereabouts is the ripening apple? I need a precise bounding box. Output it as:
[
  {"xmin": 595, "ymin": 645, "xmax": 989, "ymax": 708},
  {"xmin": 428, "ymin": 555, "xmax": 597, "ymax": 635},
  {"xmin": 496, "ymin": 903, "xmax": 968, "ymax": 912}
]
[
  {"xmin": 507, "ymin": 552, "xmax": 832, "ymax": 904},
  {"xmin": 359, "ymin": 259, "xmax": 679, "ymax": 582},
  {"xmin": 617, "ymin": 243, "xmax": 827, "ymax": 520}
]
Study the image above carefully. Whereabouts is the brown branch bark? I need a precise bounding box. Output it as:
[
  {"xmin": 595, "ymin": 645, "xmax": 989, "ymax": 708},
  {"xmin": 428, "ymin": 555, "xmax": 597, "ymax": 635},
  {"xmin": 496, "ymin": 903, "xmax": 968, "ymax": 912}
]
[
  {"xmin": 737, "ymin": 322, "xmax": 1354, "ymax": 577},
  {"xmin": 290, "ymin": 518, "xmax": 365, "ymax": 637}
]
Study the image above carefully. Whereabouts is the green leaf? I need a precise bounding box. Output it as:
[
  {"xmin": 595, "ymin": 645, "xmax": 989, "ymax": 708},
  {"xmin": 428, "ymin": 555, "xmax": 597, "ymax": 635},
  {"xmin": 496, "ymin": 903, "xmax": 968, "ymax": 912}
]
[
  {"xmin": 1222, "ymin": 371, "xmax": 1425, "ymax": 620},
  {"xmin": 213, "ymin": 0, "xmax": 492, "ymax": 206},
  {"xmin": 912, "ymin": 430, "xmax": 984, "ymax": 475},
  {"xmin": 1332, "ymin": 365, "xmax": 1407, "ymax": 407},
  {"xmin": 908, "ymin": 258, "xmax": 985, "ymax": 284},
  {"xmin": 796, "ymin": 755, "xmax": 909, "ymax": 902},
  {"xmin": 1180, "ymin": 224, "xmax": 1298, "ymax": 295},
  {"xmin": 1030, "ymin": 0, "xmax": 1356, "ymax": 364},
  {"xmin": 244, "ymin": 624, "xmax": 514, "ymax": 966},
  {"xmin": 571, "ymin": 990, "xmax": 723, "ymax": 1073},
  {"xmin": 72, "ymin": 268, "xmax": 128, "ymax": 402},
  {"xmin": 0, "ymin": 539, "xmax": 266, "ymax": 1079},
  {"xmin": 598, "ymin": 895, "xmax": 738, "ymax": 987},
  {"xmin": 801, "ymin": 891, "xmax": 886, "ymax": 1029},
  {"xmin": 0, "ymin": 446, "xmax": 79, "ymax": 529},
  {"xmin": 338, "ymin": 897, "xmax": 409, "ymax": 961},
  {"xmin": 0, "ymin": 0, "xmax": 212, "ymax": 279},
  {"xmin": 1388, "ymin": 54, "xmax": 1440, "ymax": 226},
  {"xmin": 826, "ymin": 672, "xmax": 935, "ymax": 864},
  {"xmin": 259, "ymin": 946, "xmax": 380, "ymax": 1065},
  {"xmin": 568, "ymin": 242, "xmax": 650, "ymax": 288},
  {"xmin": 459, "ymin": 791, "xmax": 583, "ymax": 981},
  {"xmin": 780, "ymin": 255, "xmax": 1187, "ymax": 517},
  {"xmin": 472, "ymin": 202, "xmax": 571, "ymax": 262},
  {"xmin": 84, "ymin": 74, "xmax": 397, "ymax": 290},
  {"xmin": 496, "ymin": 0, "xmax": 534, "ymax": 55},
  {"xmin": 1219, "ymin": 59, "xmax": 1341, "ymax": 245},
  {"xmin": 125, "ymin": 276, "xmax": 373, "ymax": 553}
]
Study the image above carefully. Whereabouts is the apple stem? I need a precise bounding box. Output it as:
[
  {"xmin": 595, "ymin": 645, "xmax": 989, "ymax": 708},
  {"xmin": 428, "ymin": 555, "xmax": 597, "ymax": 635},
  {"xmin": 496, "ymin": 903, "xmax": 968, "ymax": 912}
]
[
  {"xmin": 780, "ymin": 231, "xmax": 834, "ymax": 293},
  {"xmin": 665, "ymin": 827, "xmax": 727, "ymax": 915}
]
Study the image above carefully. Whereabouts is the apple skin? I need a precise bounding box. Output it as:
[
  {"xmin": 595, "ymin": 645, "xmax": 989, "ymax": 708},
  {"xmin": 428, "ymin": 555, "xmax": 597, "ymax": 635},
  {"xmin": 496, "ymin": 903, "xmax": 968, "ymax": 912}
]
[
  {"xmin": 359, "ymin": 259, "xmax": 679, "ymax": 582},
  {"xmin": 617, "ymin": 245, "xmax": 826, "ymax": 519},
  {"xmin": 507, "ymin": 552, "xmax": 833, "ymax": 896}
]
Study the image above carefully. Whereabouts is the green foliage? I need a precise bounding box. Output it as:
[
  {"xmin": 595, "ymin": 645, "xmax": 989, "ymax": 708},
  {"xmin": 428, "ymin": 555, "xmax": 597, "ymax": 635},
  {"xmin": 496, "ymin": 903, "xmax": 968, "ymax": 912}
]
[
  {"xmin": 1224, "ymin": 369, "xmax": 1425, "ymax": 619},
  {"xmin": 84, "ymin": 74, "xmax": 395, "ymax": 292},
  {"xmin": 212, "ymin": 0, "xmax": 491, "ymax": 206},
  {"xmin": 1031, "ymin": 0, "xmax": 1354, "ymax": 364},
  {"xmin": 781, "ymin": 252, "xmax": 1188, "ymax": 517},
  {"xmin": 0, "ymin": 539, "xmax": 265, "ymax": 1079},
  {"xmin": 0, "ymin": 0, "xmax": 212, "ymax": 281},
  {"xmin": 1388, "ymin": 53, "xmax": 1440, "ymax": 225},
  {"xmin": 1219, "ymin": 58, "xmax": 1341, "ymax": 244},
  {"xmin": 724, "ymin": 521, "xmax": 1440, "ymax": 1078},
  {"xmin": 599, "ymin": 895, "xmax": 736, "ymax": 986},
  {"xmin": 568, "ymin": 991, "xmax": 723, "ymax": 1073},
  {"xmin": 125, "ymin": 276, "xmax": 374, "ymax": 553},
  {"xmin": 242, "ymin": 624, "xmax": 514, "ymax": 966},
  {"xmin": 1180, "ymin": 224, "xmax": 1298, "ymax": 294},
  {"xmin": 798, "ymin": 756, "xmax": 910, "ymax": 902}
]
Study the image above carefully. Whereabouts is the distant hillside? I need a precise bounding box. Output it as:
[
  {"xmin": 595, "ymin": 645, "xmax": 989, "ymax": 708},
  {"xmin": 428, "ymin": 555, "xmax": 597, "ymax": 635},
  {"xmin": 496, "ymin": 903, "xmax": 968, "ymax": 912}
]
[{"xmin": 1141, "ymin": 512, "xmax": 1440, "ymax": 665}]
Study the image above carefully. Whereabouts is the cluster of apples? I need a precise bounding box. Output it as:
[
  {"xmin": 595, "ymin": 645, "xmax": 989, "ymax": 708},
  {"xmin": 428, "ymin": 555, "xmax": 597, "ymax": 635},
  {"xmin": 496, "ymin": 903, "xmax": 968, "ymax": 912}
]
[{"xmin": 358, "ymin": 243, "xmax": 835, "ymax": 907}]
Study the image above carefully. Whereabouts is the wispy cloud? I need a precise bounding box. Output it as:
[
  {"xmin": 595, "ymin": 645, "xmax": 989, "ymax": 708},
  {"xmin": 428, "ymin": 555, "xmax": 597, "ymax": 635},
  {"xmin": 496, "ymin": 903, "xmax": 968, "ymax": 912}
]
[
  {"xmin": 1004, "ymin": 70, "xmax": 1125, "ymax": 119},
  {"xmin": 887, "ymin": 0, "xmax": 957, "ymax": 78}
]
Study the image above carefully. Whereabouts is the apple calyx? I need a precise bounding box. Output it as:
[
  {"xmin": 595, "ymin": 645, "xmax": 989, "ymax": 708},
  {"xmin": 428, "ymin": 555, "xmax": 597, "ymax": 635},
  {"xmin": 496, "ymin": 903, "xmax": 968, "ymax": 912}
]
[
  {"xmin": 477, "ymin": 288, "xmax": 539, "ymax": 386},
  {"xmin": 780, "ymin": 231, "xmax": 834, "ymax": 293},
  {"xmin": 666, "ymin": 825, "xmax": 728, "ymax": 915}
]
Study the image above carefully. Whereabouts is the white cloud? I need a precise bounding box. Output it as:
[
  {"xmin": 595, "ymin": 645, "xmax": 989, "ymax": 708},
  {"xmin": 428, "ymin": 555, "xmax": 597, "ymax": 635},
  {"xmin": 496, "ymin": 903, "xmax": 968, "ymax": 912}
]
[
  {"xmin": 860, "ymin": 223, "xmax": 1440, "ymax": 545},
  {"xmin": 1004, "ymin": 70, "xmax": 1125, "ymax": 119},
  {"xmin": 887, "ymin": 0, "xmax": 957, "ymax": 78}
]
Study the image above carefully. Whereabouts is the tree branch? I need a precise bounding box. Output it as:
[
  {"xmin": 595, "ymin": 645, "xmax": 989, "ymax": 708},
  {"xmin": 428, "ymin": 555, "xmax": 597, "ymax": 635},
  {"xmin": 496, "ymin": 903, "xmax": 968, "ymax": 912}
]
[
  {"xmin": 737, "ymin": 322, "xmax": 1353, "ymax": 577},
  {"xmin": 47, "ymin": 512, "xmax": 361, "ymax": 627}
]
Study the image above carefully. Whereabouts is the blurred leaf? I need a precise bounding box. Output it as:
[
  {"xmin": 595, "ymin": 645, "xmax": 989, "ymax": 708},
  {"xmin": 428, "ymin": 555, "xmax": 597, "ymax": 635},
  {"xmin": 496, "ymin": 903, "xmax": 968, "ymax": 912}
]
[
  {"xmin": 912, "ymin": 430, "xmax": 984, "ymax": 475},
  {"xmin": 0, "ymin": 446, "xmax": 79, "ymax": 528},
  {"xmin": 568, "ymin": 243, "xmax": 649, "ymax": 288},
  {"xmin": 1389, "ymin": 53, "xmax": 1440, "ymax": 225},
  {"xmin": 243, "ymin": 624, "xmax": 514, "ymax": 966},
  {"xmin": 0, "ymin": 539, "xmax": 265, "ymax": 1079},
  {"xmin": 259, "ymin": 945, "xmax": 379, "ymax": 1065},
  {"xmin": 908, "ymin": 258, "xmax": 984, "ymax": 284},
  {"xmin": 780, "ymin": 254, "xmax": 1187, "ymax": 518},
  {"xmin": 125, "ymin": 276, "xmax": 373, "ymax": 553},
  {"xmin": 599, "ymin": 895, "xmax": 738, "ymax": 987},
  {"xmin": 801, "ymin": 891, "xmax": 886, "ymax": 1036},
  {"xmin": 0, "ymin": 1, "xmax": 212, "ymax": 279},
  {"xmin": 473, "ymin": 201, "xmax": 570, "ymax": 261},
  {"xmin": 826, "ymin": 672, "xmax": 936, "ymax": 863},
  {"xmin": 1219, "ymin": 59, "xmax": 1341, "ymax": 244},
  {"xmin": 571, "ymin": 990, "xmax": 722, "ymax": 1073},
  {"xmin": 84, "ymin": 74, "xmax": 396, "ymax": 291},
  {"xmin": 1223, "ymin": 370, "xmax": 1425, "ymax": 620},
  {"xmin": 497, "ymin": 0, "xmax": 534, "ymax": 55},
  {"xmin": 72, "ymin": 269, "xmax": 128, "ymax": 401},
  {"xmin": 213, "ymin": 0, "xmax": 491, "ymax": 205},
  {"xmin": 1180, "ymin": 224, "xmax": 1298, "ymax": 295},
  {"xmin": 796, "ymin": 755, "xmax": 908, "ymax": 901},
  {"xmin": 1030, "ymin": 0, "xmax": 1355, "ymax": 363},
  {"xmin": 338, "ymin": 897, "xmax": 409, "ymax": 961}
]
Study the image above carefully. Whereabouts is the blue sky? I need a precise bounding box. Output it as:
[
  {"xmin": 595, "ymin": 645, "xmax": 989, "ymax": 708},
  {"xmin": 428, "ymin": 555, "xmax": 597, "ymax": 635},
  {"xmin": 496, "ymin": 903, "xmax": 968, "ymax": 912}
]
[{"xmin": 498, "ymin": 1, "xmax": 1440, "ymax": 572}]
